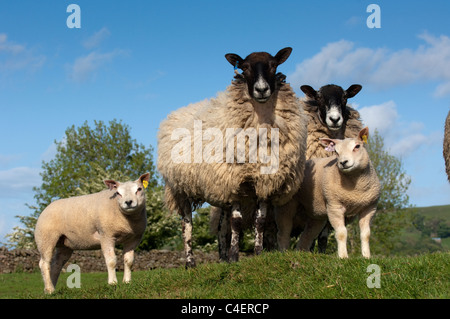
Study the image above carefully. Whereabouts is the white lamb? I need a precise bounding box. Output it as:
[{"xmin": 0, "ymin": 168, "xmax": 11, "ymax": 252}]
[
  {"xmin": 276, "ymin": 127, "xmax": 380, "ymax": 258},
  {"xmin": 34, "ymin": 173, "xmax": 150, "ymax": 293}
]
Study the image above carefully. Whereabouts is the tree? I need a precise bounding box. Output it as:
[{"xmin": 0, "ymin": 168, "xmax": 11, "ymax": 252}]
[{"xmin": 6, "ymin": 120, "xmax": 180, "ymax": 250}]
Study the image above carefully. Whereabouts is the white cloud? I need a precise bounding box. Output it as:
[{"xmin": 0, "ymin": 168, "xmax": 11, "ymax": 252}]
[
  {"xmin": 357, "ymin": 101, "xmax": 441, "ymax": 158},
  {"xmin": 83, "ymin": 27, "xmax": 111, "ymax": 49},
  {"xmin": 289, "ymin": 33, "xmax": 450, "ymax": 96},
  {"xmin": 68, "ymin": 49, "xmax": 125, "ymax": 83},
  {"xmin": 0, "ymin": 167, "xmax": 41, "ymax": 196},
  {"xmin": 0, "ymin": 154, "xmax": 23, "ymax": 167},
  {"xmin": 0, "ymin": 33, "xmax": 25, "ymax": 54},
  {"xmin": 0, "ymin": 33, "xmax": 45, "ymax": 72},
  {"xmin": 358, "ymin": 100, "xmax": 398, "ymax": 136}
]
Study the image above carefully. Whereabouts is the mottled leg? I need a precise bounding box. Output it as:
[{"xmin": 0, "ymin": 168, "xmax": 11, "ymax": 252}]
[
  {"xmin": 182, "ymin": 207, "xmax": 196, "ymax": 268},
  {"xmin": 229, "ymin": 203, "xmax": 242, "ymax": 262},
  {"xmin": 254, "ymin": 201, "xmax": 268, "ymax": 255}
]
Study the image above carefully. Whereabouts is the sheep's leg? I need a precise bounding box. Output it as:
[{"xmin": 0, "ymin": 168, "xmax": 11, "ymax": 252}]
[
  {"xmin": 217, "ymin": 207, "xmax": 230, "ymax": 262},
  {"xmin": 101, "ymin": 239, "xmax": 118, "ymax": 284},
  {"xmin": 327, "ymin": 206, "xmax": 348, "ymax": 258},
  {"xmin": 122, "ymin": 241, "xmax": 138, "ymax": 283},
  {"xmin": 39, "ymin": 258, "xmax": 53, "ymax": 294},
  {"xmin": 359, "ymin": 205, "xmax": 377, "ymax": 258},
  {"xmin": 297, "ymin": 219, "xmax": 327, "ymax": 251},
  {"xmin": 254, "ymin": 201, "xmax": 268, "ymax": 255},
  {"xmin": 229, "ymin": 203, "xmax": 242, "ymax": 262},
  {"xmin": 37, "ymin": 234, "xmax": 60, "ymax": 294},
  {"xmin": 316, "ymin": 223, "xmax": 331, "ymax": 253},
  {"xmin": 182, "ymin": 207, "xmax": 196, "ymax": 268},
  {"xmin": 51, "ymin": 246, "xmax": 73, "ymax": 288},
  {"xmin": 38, "ymin": 246, "xmax": 55, "ymax": 294},
  {"xmin": 275, "ymin": 200, "xmax": 298, "ymax": 251},
  {"xmin": 263, "ymin": 205, "xmax": 277, "ymax": 251}
]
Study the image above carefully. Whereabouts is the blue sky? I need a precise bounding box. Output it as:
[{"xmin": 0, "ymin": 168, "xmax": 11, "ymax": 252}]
[{"xmin": 1, "ymin": 0, "xmax": 449, "ymax": 242}]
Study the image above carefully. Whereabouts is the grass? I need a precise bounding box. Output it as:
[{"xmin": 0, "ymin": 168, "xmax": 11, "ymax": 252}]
[
  {"xmin": 1, "ymin": 251, "xmax": 448, "ymax": 299},
  {"xmin": 414, "ymin": 204, "xmax": 450, "ymax": 220}
]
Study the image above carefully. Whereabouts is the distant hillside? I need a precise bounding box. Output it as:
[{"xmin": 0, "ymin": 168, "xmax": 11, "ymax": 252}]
[
  {"xmin": 414, "ymin": 204, "xmax": 450, "ymax": 220},
  {"xmin": 398, "ymin": 205, "xmax": 450, "ymax": 253}
]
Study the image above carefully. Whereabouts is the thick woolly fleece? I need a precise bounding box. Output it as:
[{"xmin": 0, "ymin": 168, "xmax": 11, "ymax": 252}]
[{"xmin": 157, "ymin": 76, "xmax": 308, "ymax": 214}]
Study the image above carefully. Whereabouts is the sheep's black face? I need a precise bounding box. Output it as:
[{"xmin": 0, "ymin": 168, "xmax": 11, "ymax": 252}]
[
  {"xmin": 319, "ymin": 85, "xmax": 347, "ymax": 131},
  {"xmin": 226, "ymin": 47, "xmax": 292, "ymax": 103},
  {"xmin": 301, "ymin": 84, "xmax": 362, "ymax": 131}
]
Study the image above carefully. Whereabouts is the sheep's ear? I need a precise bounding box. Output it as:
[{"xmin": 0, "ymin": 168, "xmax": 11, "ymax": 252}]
[
  {"xmin": 358, "ymin": 127, "xmax": 369, "ymax": 143},
  {"xmin": 104, "ymin": 180, "xmax": 118, "ymax": 190},
  {"xmin": 320, "ymin": 138, "xmax": 337, "ymax": 152},
  {"xmin": 138, "ymin": 173, "xmax": 151, "ymax": 189},
  {"xmin": 300, "ymin": 85, "xmax": 318, "ymax": 99},
  {"xmin": 274, "ymin": 47, "xmax": 292, "ymax": 65},
  {"xmin": 345, "ymin": 84, "xmax": 362, "ymax": 98},
  {"xmin": 225, "ymin": 53, "xmax": 244, "ymax": 69}
]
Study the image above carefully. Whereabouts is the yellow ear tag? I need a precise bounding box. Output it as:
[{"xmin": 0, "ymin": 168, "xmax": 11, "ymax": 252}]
[
  {"xmin": 362, "ymin": 135, "xmax": 368, "ymax": 144},
  {"xmin": 142, "ymin": 180, "xmax": 148, "ymax": 189}
]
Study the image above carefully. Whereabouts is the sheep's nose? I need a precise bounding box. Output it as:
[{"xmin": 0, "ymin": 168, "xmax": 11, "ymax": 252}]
[
  {"xmin": 125, "ymin": 200, "xmax": 133, "ymax": 207},
  {"xmin": 330, "ymin": 116, "xmax": 341, "ymax": 124},
  {"xmin": 340, "ymin": 160, "xmax": 348, "ymax": 167},
  {"xmin": 256, "ymin": 85, "xmax": 269, "ymax": 94}
]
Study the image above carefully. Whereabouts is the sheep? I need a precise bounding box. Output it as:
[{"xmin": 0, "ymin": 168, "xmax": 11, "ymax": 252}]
[
  {"xmin": 444, "ymin": 110, "xmax": 450, "ymax": 182},
  {"xmin": 212, "ymin": 84, "xmax": 363, "ymax": 258},
  {"xmin": 276, "ymin": 127, "xmax": 380, "ymax": 258},
  {"xmin": 157, "ymin": 47, "xmax": 307, "ymax": 266},
  {"xmin": 289, "ymin": 84, "xmax": 364, "ymax": 253},
  {"xmin": 34, "ymin": 173, "xmax": 150, "ymax": 293},
  {"xmin": 300, "ymin": 84, "xmax": 363, "ymax": 159}
]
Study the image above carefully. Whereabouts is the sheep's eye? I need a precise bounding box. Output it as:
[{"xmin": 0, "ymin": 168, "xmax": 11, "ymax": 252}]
[
  {"xmin": 354, "ymin": 144, "xmax": 361, "ymax": 151},
  {"xmin": 115, "ymin": 191, "xmax": 122, "ymax": 197},
  {"xmin": 136, "ymin": 187, "xmax": 142, "ymax": 193}
]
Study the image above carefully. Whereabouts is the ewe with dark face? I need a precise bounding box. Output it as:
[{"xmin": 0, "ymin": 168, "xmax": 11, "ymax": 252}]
[
  {"xmin": 225, "ymin": 47, "xmax": 292, "ymax": 103},
  {"xmin": 301, "ymin": 84, "xmax": 362, "ymax": 132}
]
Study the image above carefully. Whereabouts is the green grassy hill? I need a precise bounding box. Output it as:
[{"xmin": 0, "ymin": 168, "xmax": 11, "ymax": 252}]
[
  {"xmin": 2, "ymin": 251, "xmax": 448, "ymax": 299},
  {"xmin": 415, "ymin": 204, "xmax": 450, "ymax": 220},
  {"xmin": 398, "ymin": 205, "xmax": 450, "ymax": 252}
]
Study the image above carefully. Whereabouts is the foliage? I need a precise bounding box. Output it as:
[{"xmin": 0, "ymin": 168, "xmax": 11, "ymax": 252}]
[
  {"xmin": 140, "ymin": 186, "xmax": 182, "ymax": 251},
  {"xmin": 5, "ymin": 120, "xmax": 179, "ymax": 250}
]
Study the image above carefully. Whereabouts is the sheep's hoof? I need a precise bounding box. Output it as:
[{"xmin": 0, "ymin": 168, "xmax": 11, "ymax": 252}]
[
  {"xmin": 254, "ymin": 245, "xmax": 263, "ymax": 255},
  {"xmin": 185, "ymin": 258, "xmax": 196, "ymax": 269},
  {"xmin": 44, "ymin": 288, "xmax": 55, "ymax": 294}
]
